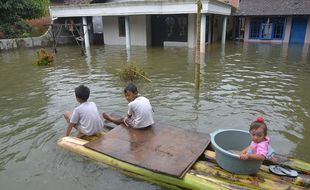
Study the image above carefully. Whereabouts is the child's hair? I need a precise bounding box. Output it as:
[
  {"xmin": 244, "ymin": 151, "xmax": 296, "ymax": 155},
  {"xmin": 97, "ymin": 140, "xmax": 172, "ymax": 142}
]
[
  {"xmin": 124, "ymin": 83, "xmax": 138, "ymax": 94},
  {"xmin": 249, "ymin": 116, "xmax": 267, "ymax": 136},
  {"xmin": 75, "ymin": 85, "xmax": 90, "ymax": 102}
]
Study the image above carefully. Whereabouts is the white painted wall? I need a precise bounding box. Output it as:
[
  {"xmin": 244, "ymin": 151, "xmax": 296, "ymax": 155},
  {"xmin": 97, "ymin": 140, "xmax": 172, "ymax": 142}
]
[
  {"xmin": 102, "ymin": 15, "xmax": 148, "ymax": 46},
  {"xmin": 283, "ymin": 16, "xmax": 292, "ymax": 43},
  {"xmin": 130, "ymin": 15, "xmax": 148, "ymax": 46},
  {"xmin": 187, "ymin": 14, "xmax": 196, "ymax": 48},
  {"xmin": 244, "ymin": 17, "xmax": 250, "ymax": 42},
  {"xmin": 102, "ymin": 16, "xmax": 125, "ymax": 45}
]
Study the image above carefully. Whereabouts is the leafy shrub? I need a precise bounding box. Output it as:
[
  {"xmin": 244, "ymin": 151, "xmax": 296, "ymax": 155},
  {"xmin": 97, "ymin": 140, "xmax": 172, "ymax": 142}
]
[
  {"xmin": 0, "ymin": 0, "xmax": 49, "ymax": 39},
  {"xmin": 118, "ymin": 63, "xmax": 150, "ymax": 82},
  {"xmin": 0, "ymin": 20, "xmax": 34, "ymax": 39},
  {"xmin": 35, "ymin": 48, "xmax": 54, "ymax": 66}
]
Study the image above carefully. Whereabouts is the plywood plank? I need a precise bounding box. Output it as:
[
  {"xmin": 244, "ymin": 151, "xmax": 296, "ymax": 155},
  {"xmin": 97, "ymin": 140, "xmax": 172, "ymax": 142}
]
[{"xmin": 85, "ymin": 124, "xmax": 210, "ymax": 177}]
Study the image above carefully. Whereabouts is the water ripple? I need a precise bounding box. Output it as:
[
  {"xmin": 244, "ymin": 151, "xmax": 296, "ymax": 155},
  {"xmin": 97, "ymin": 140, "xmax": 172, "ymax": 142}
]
[{"xmin": 0, "ymin": 43, "xmax": 310, "ymax": 189}]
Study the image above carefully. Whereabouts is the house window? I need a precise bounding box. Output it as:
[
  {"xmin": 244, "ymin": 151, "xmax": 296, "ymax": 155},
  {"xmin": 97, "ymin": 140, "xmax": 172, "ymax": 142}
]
[
  {"xmin": 164, "ymin": 15, "xmax": 188, "ymax": 42},
  {"xmin": 118, "ymin": 16, "xmax": 125, "ymax": 37},
  {"xmin": 261, "ymin": 23, "xmax": 273, "ymax": 39},
  {"xmin": 249, "ymin": 17, "xmax": 285, "ymax": 40},
  {"xmin": 249, "ymin": 18, "xmax": 261, "ymax": 39},
  {"xmin": 272, "ymin": 19, "xmax": 285, "ymax": 39}
]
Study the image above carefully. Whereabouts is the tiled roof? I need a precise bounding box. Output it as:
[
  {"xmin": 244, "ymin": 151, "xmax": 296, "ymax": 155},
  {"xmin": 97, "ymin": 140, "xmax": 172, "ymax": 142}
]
[{"xmin": 235, "ymin": 0, "xmax": 310, "ymax": 16}]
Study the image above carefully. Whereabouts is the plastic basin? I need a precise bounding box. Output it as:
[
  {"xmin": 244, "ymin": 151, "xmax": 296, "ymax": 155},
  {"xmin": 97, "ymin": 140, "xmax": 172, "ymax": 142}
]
[{"xmin": 210, "ymin": 129, "xmax": 263, "ymax": 175}]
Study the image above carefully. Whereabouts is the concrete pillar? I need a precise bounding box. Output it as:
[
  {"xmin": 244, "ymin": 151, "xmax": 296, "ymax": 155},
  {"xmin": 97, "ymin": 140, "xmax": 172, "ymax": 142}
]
[
  {"xmin": 125, "ymin": 16, "xmax": 131, "ymax": 49},
  {"xmin": 283, "ymin": 16, "xmax": 292, "ymax": 43},
  {"xmin": 200, "ymin": 14, "xmax": 206, "ymax": 53},
  {"xmin": 221, "ymin": 16, "xmax": 227, "ymax": 44},
  {"xmin": 82, "ymin": 17, "xmax": 90, "ymax": 48},
  {"xmin": 208, "ymin": 15, "xmax": 212, "ymax": 43},
  {"xmin": 187, "ymin": 14, "xmax": 195, "ymax": 48}
]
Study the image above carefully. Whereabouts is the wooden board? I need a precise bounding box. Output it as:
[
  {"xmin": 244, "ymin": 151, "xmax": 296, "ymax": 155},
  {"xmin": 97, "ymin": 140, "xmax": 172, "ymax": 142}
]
[{"xmin": 85, "ymin": 124, "xmax": 210, "ymax": 178}]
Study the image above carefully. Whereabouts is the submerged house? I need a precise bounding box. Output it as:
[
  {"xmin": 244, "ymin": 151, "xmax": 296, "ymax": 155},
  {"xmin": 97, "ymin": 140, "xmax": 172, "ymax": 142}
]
[
  {"xmin": 234, "ymin": 0, "xmax": 310, "ymax": 44},
  {"xmin": 49, "ymin": 0, "xmax": 232, "ymax": 50}
]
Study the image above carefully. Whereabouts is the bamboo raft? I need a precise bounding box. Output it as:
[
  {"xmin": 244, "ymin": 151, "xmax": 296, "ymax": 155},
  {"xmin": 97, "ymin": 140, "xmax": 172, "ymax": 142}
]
[{"xmin": 57, "ymin": 130, "xmax": 310, "ymax": 190}]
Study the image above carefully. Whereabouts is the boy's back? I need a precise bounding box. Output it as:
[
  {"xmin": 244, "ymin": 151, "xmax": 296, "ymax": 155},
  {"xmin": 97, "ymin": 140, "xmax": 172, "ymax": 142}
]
[
  {"xmin": 64, "ymin": 85, "xmax": 103, "ymax": 137},
  {"xmin": 128, "ymin": 96, "xmax": 154, "ymax": 128},
  {"xmin": 71, "ymin": 101, "xmax": 103, "ymax": 135}
]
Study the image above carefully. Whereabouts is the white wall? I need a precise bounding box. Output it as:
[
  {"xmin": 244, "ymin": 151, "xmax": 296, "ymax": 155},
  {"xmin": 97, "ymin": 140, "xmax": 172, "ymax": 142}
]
[
  {"xmin": 102, "ymin": 16, "xmax": 125, "ymax": 45},
  {"xmin": 130, "ymin": 15, "xmax": 148, "ymax": 46},
  {"xmin": 187, "ymin": 14, "xmax": 196, "ymax": 48},
  {"xmin": 102, "ymin": 15, "xmax": 148, "ymax": 46},
  {"xmin": 283, "ymin": 16, "xmax": 292, "ymax": 43}
]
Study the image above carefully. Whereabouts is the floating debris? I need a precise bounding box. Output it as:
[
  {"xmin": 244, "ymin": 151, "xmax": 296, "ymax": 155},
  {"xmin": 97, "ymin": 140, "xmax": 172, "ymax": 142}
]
[
  {"xmin": 118, "ymin": 62, "xmax": 151, "ymax": 82},
  {"xmin": 35, "ymin": 48, "xmax": 54, "ymax": 66}
]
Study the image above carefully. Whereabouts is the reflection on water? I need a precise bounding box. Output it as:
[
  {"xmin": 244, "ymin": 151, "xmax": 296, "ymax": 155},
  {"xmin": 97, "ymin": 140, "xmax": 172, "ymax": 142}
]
[{"xmin": 0, "ymin": 42, "xmax": 309, "ymax": 190}]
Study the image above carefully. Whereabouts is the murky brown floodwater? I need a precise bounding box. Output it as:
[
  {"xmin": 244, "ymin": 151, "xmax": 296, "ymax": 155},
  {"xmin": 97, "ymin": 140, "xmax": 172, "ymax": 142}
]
[{"xmin": 0, "ymin": 42, "xmax": 309, "ymax": 190}]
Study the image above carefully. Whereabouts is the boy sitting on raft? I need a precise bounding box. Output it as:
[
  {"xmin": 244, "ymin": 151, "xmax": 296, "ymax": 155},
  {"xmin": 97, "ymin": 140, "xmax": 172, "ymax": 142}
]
[
  {"xmin": 63, "ymin": 85, "xmax": 103, "ymax": 138},
  {"xmin": 103, "ymin": 83, "xmax": 154, "ymax": 128}
]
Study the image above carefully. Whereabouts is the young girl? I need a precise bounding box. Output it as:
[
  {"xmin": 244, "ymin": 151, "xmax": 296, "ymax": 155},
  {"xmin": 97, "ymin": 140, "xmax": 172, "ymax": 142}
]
[{"xmin": 240, "ymin": 116, "xmax": 270, "ymax": 161}]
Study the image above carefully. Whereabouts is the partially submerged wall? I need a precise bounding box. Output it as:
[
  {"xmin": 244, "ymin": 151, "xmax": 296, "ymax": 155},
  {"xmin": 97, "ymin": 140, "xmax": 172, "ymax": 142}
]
[{"xmin": 0, "ymin": 31, "xmax": 53, "ymax": 51}]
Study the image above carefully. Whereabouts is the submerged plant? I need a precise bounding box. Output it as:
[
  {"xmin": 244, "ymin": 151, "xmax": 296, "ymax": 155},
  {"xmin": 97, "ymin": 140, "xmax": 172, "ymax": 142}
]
[
  {"xmin": 118, "ymin": 62, "xmax": 150, "ymax": 82},
  {"xmin": 35, "ymin": 48, "xmax": 54, "ymax": 66}
]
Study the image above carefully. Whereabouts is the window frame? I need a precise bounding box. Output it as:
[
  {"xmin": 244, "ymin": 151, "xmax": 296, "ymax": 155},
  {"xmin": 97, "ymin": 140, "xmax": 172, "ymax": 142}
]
[{"xmin": 249, "ymin": 17, "xmax": 286, "ymax": 40}]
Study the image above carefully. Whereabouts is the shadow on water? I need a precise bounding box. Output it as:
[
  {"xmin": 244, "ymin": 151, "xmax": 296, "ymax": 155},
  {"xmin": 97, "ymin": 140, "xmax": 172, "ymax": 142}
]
[{"xmin": 0, "ymin": 42, "xmax": 309, "ymax": 190}]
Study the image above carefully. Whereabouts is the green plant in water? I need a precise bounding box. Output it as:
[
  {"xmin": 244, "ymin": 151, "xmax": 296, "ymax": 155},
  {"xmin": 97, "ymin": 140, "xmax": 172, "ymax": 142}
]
[
  {"xmin": 118, "ymin": 63, "xmax": 151, "ymax": 82},
  {"xmin": 35, "ymin": 48, "xmax": 54, "ymax": 66}
]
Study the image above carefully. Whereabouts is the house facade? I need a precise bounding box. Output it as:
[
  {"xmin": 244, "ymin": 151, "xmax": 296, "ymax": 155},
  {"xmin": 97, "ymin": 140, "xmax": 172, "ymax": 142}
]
[
  {"xmin": 234, "ymin": 0, "xmax": 310, "ymax": 44},
  {"xmin": 49, "ymin": 0, "xmax": 232, "ymax": 50}
]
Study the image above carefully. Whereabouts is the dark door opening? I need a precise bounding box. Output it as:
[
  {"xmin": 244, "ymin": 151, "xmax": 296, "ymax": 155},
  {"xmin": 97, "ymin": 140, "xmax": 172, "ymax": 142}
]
[{"xmin": 151, "ymin": 15, "xmax": 188, "ymax": 46}]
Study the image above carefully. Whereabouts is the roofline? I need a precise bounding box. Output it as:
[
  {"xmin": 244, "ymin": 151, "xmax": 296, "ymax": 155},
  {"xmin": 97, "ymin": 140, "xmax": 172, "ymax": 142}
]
[
  {"xmin": 234, "ymin": 14, "xmax": 310, "ymax": 16},
  {"xmin": 50, "ymin": 0, "xmax": 231, "ymax": 18}
]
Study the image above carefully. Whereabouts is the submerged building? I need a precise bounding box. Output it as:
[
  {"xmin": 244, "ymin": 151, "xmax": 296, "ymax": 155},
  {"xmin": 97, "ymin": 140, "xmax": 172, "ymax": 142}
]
[
  {"xmin": 49, "ymin": 0, "xmax": 310, "ymax": 50},
  {"xmin": 234, "ymin": 0, "xmax": 310, "ymax": 44},
  {"xmin": 49, "ymin": 0, "xmax": 232, "ymax": 50}
]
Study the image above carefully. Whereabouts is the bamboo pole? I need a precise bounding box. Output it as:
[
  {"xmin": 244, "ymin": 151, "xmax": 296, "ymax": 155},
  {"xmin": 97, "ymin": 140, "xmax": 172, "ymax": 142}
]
[
  {"xmin": 58, "ymin": 136, "xmax": 310, "ymax": 190},
  {"xmin": 193, "ymin": 161, "xmax": 305, "ymax": 190},
  {"xmin": 194, "ymin": 0, "xmax": 202, "ymax": 90},
  {"xmin": 84, "ymin": 131, "xmax": 310, "ymax": 176},
  {"xmin": 205, "ymin": 150, "xmax": 310, "ymax": 175},
  {"xmin": 203, "ymin": 150, "xmax": 310, "ymax": 188}
]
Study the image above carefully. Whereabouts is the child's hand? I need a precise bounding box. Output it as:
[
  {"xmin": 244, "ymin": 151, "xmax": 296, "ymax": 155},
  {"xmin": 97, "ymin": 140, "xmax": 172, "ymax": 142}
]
[{"xmin": 240, "ymin": 153, "xmax": 249, "ymax": 160}]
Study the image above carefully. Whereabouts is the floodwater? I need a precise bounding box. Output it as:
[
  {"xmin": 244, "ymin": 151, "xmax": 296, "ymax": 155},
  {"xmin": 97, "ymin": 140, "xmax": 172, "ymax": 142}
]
[{"xmin": 0, "ymin": 42, "xmax": 309, "ymax": 190}]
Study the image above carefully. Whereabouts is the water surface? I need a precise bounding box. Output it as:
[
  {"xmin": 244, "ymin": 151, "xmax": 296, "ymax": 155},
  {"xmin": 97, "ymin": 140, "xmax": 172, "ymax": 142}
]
[{"xmin": 0, "ymin": 42, "xmax": 309, "ymax": 189}]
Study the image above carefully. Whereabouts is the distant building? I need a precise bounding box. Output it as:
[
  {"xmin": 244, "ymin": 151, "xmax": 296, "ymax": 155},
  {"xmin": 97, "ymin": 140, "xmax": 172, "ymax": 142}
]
[
  {"xmin": 49, "ymin": 0, "xmax": 232, "ymax": 49},
  {"xmin": 234, "ymin": 0, "xmax": 310, "ymax": 44}
]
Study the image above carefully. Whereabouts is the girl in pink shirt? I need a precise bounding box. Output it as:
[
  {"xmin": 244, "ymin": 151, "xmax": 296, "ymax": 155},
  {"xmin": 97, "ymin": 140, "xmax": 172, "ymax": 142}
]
[{"xmin": 240, "ymin": 116, "xmax": 269, "ymax": 161}]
